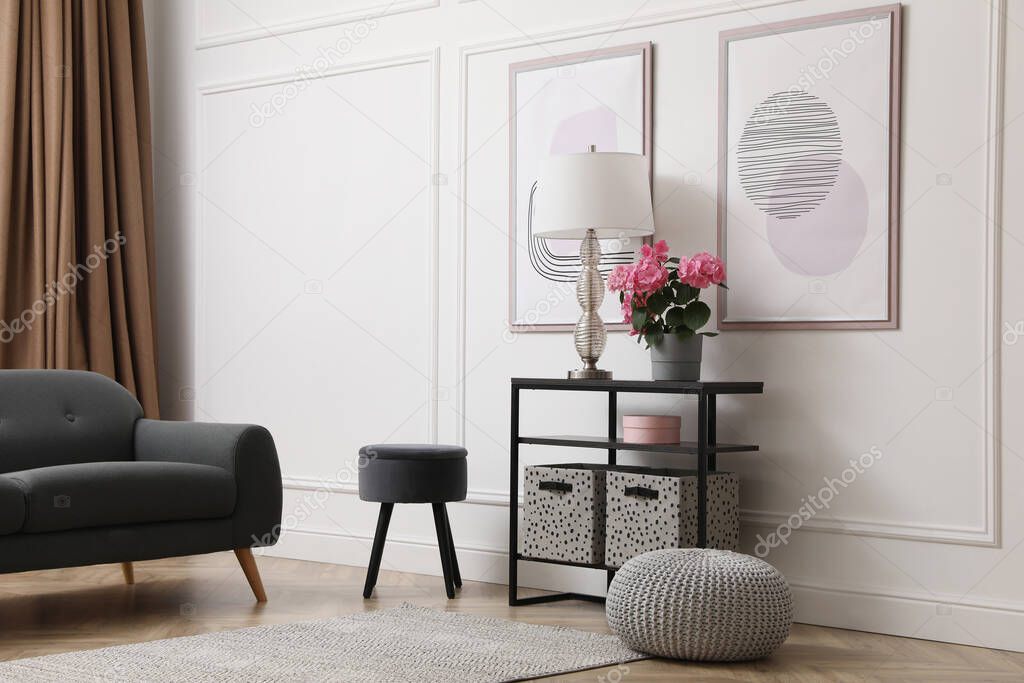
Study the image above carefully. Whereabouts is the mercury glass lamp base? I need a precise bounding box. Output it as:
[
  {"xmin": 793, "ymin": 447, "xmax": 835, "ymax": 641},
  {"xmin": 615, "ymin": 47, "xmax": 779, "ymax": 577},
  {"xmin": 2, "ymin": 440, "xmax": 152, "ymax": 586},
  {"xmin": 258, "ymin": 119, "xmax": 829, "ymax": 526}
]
[{"xmin": 568, "ymin": 368, "xmax": 613, "ymax": 380}]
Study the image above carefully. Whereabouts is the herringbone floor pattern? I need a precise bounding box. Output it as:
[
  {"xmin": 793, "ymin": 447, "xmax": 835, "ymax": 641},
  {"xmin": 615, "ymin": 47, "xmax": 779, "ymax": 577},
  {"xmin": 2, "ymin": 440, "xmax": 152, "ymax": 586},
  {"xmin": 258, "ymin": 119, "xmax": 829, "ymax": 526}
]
[{"xmin": 1, "ymin": 553, "xmax": 1023, "ymax": 681}]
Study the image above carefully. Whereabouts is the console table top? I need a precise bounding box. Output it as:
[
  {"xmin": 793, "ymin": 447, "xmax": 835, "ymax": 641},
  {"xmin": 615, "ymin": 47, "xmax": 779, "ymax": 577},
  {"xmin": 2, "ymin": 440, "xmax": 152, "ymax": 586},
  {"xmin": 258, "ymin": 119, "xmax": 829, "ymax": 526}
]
[{"xmin": 510, "ymin": 377, "xmax": 764, "ymax": 394}]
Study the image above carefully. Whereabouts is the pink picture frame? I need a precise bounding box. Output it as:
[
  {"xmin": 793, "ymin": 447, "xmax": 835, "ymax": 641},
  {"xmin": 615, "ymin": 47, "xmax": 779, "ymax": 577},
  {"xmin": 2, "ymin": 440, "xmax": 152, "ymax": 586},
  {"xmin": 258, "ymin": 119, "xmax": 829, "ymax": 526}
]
[
  {"xmin": 717, "ymin": 4, "xmax": 902, "ymax": 330},
  {"xmin": 507, "ymin": 42, "xmax": 653, "ymax": 333}
]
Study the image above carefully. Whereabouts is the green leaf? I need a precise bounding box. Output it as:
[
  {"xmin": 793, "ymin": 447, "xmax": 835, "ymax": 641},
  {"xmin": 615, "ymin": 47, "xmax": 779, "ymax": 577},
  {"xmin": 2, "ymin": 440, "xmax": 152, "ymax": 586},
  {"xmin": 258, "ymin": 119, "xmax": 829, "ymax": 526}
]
[
  {"xmin": 700, "ymin": 331, "xmax": 719, "ymax": 337},
  {"xmin": 646, "ymin": 293, "xmax": 668, "ymax": 316},
  {"xmin": 717, "ymin": 282, "xmax": 729, "ymax": 290},
  {"xmin": 631, "ymin": 309, "xmax": 647, "ymax": 332},
  {"xmin": 667, "ymin": 257, "xmax": 680, "ymax": 264},
  {"xmin": 664, "ymin": 306, "xmax": 686, "ymax": 329},
  {"xmin": 670, "ymin": 282, "xmax": 686, "ymax": 304},
  {"xmin": 682, "ymin": 301, "xmax": 711, "ymax": 331},
  {"xmin": 672, "ymin": 282, "xmax": 700, "ymax": 305},
  {"xmin": 645, "ymin": 327, "xmax": 664, "ymax": 349},
  {"xmin": 619, "ymin": 291, "xmax": 624, "ymax": 303},
  {"xmin": 675, "ymin": 326, "xmax": 696, "ymax": 339}
]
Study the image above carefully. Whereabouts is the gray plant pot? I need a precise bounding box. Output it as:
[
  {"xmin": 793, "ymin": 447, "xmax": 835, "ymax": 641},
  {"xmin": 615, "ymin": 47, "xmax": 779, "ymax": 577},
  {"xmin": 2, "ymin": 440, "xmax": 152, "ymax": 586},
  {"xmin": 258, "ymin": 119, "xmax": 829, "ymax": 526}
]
[{"xmin": 650, "ymin": 333, "xmax": 703, "ymax": 381}]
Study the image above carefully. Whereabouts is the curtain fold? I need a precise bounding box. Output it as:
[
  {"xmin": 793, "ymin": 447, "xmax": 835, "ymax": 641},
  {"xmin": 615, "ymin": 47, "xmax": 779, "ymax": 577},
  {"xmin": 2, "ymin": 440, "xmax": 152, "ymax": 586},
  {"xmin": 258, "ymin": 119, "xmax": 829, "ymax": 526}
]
[{"xmin": 0, "ymin": 0, "xmax": 159, "ymax": 416}]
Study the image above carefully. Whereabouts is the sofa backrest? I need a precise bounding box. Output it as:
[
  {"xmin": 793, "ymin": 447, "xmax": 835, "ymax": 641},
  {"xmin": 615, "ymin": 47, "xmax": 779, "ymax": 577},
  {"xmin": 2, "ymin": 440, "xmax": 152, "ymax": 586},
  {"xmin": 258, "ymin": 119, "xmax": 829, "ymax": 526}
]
[{"xmin": 0, "ymin": 370, "xmax": 143, "ymax": 473}]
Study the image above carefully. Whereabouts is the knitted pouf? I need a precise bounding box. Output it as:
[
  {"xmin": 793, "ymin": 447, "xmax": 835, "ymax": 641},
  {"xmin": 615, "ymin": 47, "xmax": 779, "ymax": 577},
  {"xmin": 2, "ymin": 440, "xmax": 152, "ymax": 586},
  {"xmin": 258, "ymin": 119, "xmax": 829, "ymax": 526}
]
[{"xmin": 606, "ymin": 548, "xmax": 792, "ymax": 661}]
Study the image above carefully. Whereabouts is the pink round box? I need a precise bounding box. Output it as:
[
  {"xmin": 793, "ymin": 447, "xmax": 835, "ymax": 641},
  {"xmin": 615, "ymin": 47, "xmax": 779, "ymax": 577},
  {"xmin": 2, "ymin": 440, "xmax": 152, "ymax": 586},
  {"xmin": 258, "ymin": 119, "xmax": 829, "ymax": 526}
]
[{"xmin": 622, "ymin": 415, "xmax": 681, "ymax": 444}]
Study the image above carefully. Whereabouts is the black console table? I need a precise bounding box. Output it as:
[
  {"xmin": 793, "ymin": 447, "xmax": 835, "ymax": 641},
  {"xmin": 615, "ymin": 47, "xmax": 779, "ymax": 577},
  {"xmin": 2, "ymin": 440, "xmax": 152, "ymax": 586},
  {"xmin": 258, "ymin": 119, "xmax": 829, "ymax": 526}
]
[{"xmin": 509, "ymin": 377, "xmax": 764, "ymax": 606}]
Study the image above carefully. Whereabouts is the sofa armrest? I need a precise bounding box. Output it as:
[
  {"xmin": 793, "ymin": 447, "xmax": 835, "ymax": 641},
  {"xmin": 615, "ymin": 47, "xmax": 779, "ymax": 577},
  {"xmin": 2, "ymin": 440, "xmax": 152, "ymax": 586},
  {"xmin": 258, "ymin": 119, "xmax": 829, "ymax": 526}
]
[{"xmin": 133, "ymin": 419, "xmax": 283, "ymax": 548}]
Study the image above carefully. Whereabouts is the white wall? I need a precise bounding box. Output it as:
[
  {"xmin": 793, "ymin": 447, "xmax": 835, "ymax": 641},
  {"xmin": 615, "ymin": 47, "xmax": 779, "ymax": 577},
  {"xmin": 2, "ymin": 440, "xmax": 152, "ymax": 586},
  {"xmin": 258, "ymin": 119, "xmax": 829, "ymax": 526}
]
[
  {"xmin": 145, "ymin": 0, "xmax": 197, "ymax": 419},
  {"xmin": 145, "ymin": 0, "xmax": 1024, "ymax": 651}
]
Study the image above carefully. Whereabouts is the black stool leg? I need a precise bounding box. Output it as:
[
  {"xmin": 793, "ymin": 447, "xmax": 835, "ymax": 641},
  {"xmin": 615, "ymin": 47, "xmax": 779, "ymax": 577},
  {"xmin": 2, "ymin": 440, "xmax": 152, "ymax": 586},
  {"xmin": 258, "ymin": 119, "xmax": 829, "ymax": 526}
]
[
  {"xmin": 431, "ymin": 503, "xmax": 456, "ymax": 599},
  {"xmin": 363, "ymin": 503, "xmax": 393, "ymax": 598},
  {"xmin": 444, "ymin": 506, "xmax": 462, "ymax": 589}
]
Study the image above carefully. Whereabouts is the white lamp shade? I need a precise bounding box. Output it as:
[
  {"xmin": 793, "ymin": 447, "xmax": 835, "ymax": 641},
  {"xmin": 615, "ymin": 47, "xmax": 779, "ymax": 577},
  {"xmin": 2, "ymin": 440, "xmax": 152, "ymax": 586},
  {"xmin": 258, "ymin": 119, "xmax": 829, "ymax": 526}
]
[{"xmin": 532, "ymin": 152, "xmax": 655, "ymax": 239}]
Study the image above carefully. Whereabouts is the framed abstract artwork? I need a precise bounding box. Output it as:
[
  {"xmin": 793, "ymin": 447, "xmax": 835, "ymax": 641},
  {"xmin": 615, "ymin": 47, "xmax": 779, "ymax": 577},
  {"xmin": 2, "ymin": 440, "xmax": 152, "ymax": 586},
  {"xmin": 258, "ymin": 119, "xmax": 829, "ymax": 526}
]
[
  {"xmin": 508, "ymin": 42, "xmax": 652, "ymax": 331},
  {"xmin": 718, "ymin": 5, "xmax": 902, "ymax": 330}
]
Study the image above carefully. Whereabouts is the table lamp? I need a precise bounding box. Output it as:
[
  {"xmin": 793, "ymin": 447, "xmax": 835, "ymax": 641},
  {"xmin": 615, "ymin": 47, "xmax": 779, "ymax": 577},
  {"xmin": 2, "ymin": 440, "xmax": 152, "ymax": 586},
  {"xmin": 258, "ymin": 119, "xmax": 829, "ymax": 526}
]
[{"xmin": 533, "ymin": 148, "xmax": 655, "ymax": 379}]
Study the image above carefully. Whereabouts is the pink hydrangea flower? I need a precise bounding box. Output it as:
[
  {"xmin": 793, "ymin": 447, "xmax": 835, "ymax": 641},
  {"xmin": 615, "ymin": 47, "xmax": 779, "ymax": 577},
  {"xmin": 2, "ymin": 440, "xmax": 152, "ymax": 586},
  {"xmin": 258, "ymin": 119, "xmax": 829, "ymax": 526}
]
[
  {"xmin": 654, "ymin": 239, "xmax": 670, "ymax": 262},
  {"xmin": 607, "ymin": 264, "xmax": 633, "ymax": 292},
  {"xmin": 607, "ymin": 241, "xmax": 723, "ymax": 344},
  {"xmin": 678, "ymin": 257, "xmax": 709, "ymax": 288},
  {"xmin": 640, "ymin": 239, "xmax": 670, "ymax": 264},
  {"xmin": 632, "ymin": 259, "xmax": 669, "ymax": 294},
  {"xmin": 678, "ymin": 252, "xmax": 725, "ymax": 288},
  {"xmin": 695, "ymin": 252, "xmax": 726, "ymax": 285}
]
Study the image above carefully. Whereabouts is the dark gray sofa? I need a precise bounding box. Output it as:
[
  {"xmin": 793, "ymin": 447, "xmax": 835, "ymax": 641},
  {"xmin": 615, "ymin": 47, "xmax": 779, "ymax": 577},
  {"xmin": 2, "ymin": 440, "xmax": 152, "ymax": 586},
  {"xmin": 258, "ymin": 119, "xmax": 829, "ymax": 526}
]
[{"xmin": 0, "ymin": 370, "xmax": 282, "ymax": 601}]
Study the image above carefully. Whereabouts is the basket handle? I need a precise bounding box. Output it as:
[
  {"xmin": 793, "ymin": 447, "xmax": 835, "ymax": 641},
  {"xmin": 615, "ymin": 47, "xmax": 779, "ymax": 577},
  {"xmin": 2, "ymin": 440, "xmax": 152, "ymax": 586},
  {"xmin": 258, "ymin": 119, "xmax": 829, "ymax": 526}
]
[
  {"xmin": 538, "ymin": 480, "xmax": 572, "ymax": 493},
  {"xmin": 624, "ymin": 485, "xmax": 659, "ymax": 500}
]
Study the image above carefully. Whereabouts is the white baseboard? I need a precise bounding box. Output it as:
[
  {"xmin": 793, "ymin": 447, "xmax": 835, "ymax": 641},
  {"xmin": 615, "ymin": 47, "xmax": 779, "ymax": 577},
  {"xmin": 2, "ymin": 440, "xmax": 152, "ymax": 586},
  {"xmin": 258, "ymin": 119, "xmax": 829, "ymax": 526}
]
[
  {"xmin": 262, "ymin": 527, "xmax": 509, "ymax": 585},
  {"xmin": 790, "ymin": 581, "xmax": 1024, "ymax": 653},
  {"xmin": 264, "ymin": 527, "xmax": 1024, "ymax": 652},
  {"xmin": 262, "ymin": 526, "xmax": 608, "ymax": 597}
]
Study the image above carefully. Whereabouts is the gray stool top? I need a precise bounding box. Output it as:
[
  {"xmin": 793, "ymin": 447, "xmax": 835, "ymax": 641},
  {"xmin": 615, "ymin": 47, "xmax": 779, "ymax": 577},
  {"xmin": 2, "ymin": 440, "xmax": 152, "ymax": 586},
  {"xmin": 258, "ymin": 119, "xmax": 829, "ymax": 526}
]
[
  {"xmin": 358, "ymin": 443, "xmax": 467, "ymax": 504},
  {"xmin": 359, "ymin": 444, "xmax": 467, "ymax": 461}
]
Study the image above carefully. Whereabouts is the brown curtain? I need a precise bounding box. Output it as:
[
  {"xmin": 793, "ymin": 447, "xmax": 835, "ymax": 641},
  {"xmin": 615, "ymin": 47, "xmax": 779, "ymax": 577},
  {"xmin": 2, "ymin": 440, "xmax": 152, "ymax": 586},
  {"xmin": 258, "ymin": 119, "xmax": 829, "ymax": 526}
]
[{"xmin": 0, "ymin": 0, "xmax": 159, "ymax": 416}]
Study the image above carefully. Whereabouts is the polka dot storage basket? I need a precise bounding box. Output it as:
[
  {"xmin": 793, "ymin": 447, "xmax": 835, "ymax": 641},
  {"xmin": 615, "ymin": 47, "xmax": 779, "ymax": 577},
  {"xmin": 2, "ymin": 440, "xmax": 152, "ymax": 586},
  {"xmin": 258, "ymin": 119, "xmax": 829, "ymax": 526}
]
[
  {"xmin": 520, "ymin": 463, "xmax": 609, "ymax": 565},
  {"xmin": 604, "ymin": 468, "xmax": 739, "ymax": 569},
  {"xmin": 520, "ymin": 464, "xmax": 739, "ymax": 567}
]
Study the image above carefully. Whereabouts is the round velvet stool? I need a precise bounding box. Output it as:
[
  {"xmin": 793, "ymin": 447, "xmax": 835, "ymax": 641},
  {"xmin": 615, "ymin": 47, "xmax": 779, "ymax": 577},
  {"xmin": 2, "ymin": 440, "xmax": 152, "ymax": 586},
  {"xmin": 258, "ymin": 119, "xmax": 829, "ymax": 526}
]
[{"xmin": 358, "ymin": 444, "xmax": 467, "ymax": 599}]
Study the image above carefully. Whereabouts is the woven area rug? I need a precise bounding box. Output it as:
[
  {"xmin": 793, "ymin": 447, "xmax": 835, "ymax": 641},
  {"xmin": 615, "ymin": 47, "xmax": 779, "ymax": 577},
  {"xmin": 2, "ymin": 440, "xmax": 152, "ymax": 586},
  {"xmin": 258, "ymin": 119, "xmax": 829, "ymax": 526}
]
[{"xmin": 0, "ymin": 604, "xmax": 646, "ymax": 682}]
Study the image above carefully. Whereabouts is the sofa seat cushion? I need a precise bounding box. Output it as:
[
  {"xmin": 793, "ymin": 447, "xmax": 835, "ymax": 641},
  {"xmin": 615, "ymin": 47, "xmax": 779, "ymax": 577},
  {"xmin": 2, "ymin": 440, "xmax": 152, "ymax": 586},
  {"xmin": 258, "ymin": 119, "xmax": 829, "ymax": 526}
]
[
  {"xmin": 0, "ymin": 477, "xmax": 26, "ymax": 535},
  {"xmin": 0, "ymin": 462, "xmax": 236, "ymax": 534}
]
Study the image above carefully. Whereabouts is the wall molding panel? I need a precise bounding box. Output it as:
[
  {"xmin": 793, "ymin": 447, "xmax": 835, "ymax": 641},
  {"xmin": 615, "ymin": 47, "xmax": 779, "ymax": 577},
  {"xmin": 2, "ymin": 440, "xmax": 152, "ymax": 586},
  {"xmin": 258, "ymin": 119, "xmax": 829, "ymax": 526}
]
[
  {"xmin": 980, "ymin": 0, "xmax": 1007, "ymax": 550},
  {"xmin": 455, "ymin": 1, "xmax": 1006, "ymax": 548},
  {"xmin": 196, "ymin": 0, "xmax": 440, "ymax": 50},
  {"xmin": 195, "ymin": 47, "xmax": 442, "ymax": 442},
  {"xmin": 196, "ymin": 48, "xmax": 440, "ymax": 95},
  {"xmin": 283, "ymin": 476, "xmax": 512, "ymax": 507}
]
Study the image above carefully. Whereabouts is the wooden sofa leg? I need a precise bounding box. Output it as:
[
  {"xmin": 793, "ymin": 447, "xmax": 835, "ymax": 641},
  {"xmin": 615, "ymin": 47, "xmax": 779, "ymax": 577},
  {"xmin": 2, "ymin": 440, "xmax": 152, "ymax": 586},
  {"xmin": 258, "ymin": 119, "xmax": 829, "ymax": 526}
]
[
  {"xmin": 121, "ymin": 562, "xmax": 135, "ymax": 585},
  {"xmin": 234, "ymin": 548, "xmax": 268, "ymax": 603}
]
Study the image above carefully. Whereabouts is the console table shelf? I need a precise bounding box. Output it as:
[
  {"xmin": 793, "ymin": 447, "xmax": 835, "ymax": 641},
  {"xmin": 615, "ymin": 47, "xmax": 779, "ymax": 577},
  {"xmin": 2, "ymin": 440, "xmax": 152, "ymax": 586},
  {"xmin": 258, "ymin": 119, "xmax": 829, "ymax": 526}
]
[
  {"xmin": 509, "ymin": 376, "xmax": 764, "ymax": 607},
  {"xmin": 518, "ymin": 435, "xmax": 760, "ymax": 455},
  {"xmin": 516, "ymin": 554, "xmax": 618, "ymax": 572}
]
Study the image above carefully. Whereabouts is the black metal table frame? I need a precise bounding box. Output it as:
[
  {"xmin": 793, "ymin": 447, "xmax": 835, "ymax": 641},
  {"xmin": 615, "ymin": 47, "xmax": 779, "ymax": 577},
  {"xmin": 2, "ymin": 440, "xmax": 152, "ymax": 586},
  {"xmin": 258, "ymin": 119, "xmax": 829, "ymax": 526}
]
[{"xmin": 508, "ymin": 378, "xmax": 763, "ymax": 607}]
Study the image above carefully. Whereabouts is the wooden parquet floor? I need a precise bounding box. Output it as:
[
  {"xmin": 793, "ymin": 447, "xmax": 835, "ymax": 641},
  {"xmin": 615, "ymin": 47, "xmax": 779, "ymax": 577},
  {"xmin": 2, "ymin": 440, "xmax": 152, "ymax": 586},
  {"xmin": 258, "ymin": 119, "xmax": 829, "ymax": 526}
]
[{"xmin": 1, "ymin": 552, "xmax": 1023, "ymax": 681}]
